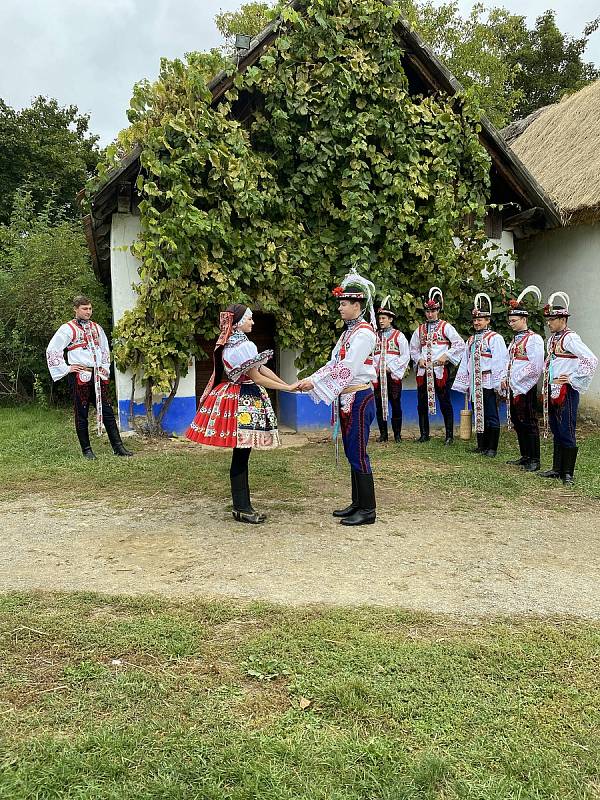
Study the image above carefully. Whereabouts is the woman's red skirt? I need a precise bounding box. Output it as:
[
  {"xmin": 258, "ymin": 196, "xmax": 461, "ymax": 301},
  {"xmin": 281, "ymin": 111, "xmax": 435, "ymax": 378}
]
[{"xmin": 186, "ymin": 381, "xmax": 279, "ymax": 449}]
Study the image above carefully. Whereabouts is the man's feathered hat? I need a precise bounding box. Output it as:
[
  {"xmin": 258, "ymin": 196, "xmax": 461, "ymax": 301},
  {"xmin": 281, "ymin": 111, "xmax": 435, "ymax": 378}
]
[
  {"xmin": 472, "ymin": 292, "xmax": 492, "ymax": 318},
  {"xmin": 543, "ymin": 291, "xmax": 571, "ymax": 318},
  {"xmin": 507, "ymin": 285, "xmax": 542, "ymax": 317},
  {"xmin": 332, "ymin": 267, "xmax": 377, "ymax": 327},
  {"xmin": 376, "ymin": 295, "xmax": 396, "ymax": 319},
  {"xmin": 424, "ymin": 286, "xmax": 443, "ymax": 312}
]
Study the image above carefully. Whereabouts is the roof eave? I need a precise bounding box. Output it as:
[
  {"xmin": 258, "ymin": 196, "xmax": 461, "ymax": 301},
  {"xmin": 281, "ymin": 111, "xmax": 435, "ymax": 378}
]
[{"xmin": 88, "ymin": 0, "xmax": 561, "ymax": 227}]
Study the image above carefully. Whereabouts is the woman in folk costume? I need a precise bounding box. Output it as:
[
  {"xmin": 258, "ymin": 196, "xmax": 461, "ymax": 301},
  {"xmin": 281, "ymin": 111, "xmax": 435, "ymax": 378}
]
[
  {"xmin": 373, "ymin": 296, "xmax": 410, "ymax": 443},
  {"xmin": 452, "ymin": 293, "xmax": 508, "ymax": 457},
  {"xmin": 186, "ymin": 304, "xmax": 298, "ymax": 524},
  {"xmin": 409, "ymin": 287, "xmax": 465, "ymax": 445},
  {"xmin": 540, "ymin": 292, "xmax": 598, "ymax": 486},
  {"xmin": 501, "ymin": 285, "xmax": 545, "ymax": 472},
  {"xmin": 297, "ymin": 268, "xmax": 378, "ymax": 526}
]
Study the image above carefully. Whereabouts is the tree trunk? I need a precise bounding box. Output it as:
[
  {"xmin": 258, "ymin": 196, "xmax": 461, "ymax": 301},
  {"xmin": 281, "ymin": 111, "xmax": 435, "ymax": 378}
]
[{"xmin": 156, "ymin": 368, "xmax": 181, "ymax": 429}]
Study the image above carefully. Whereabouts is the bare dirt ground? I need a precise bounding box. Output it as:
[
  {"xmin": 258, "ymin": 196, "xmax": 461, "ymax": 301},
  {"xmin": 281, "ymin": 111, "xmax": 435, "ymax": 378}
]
[{"xmin": 1, "ymin": 489, "xmax": 599, "ymax": 619}]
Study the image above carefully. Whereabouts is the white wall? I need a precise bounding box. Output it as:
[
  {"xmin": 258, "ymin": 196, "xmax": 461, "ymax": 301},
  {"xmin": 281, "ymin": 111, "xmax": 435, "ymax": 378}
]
[
  {"xmin": 517, "ymin": 222, "xmax": 600, "ymax": 416},
  {"xmin": 110, "ymin": 213, "xmax": 145, "ymax": 409},
  {"xmin": 485, "ymin": 230, "xmax": 515, "ymax": 279},
  {"xmin": 110, "ymin": 212, "xmax": 196, "ymax": 427}
]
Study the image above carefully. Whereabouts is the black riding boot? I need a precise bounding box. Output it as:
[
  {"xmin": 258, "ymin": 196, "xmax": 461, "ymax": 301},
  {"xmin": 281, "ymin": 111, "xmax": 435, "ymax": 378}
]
[
  {"xmin": 483, "ymin": 427, "xmax": 500, "ymax": 457},
  {"xmin": 377, "ymin": 423, "xmax": 388, "ymax": 443},
  {"xmin": 333, "ymin": 470, "xmax": 359, "ymax": 517},
  {"xmin": 76, "ymin": 426, "xmax": 97, "ymax": 460},
  {"xmin": 560, "ymin": 446, "xmax": 578, "ymax": 486},
  {"xmin": 442, "ymin": 408, "xmax": 454, "ymax": 445},
  {"xmin": 340, "ymin": 471, "xmax": 376, "ymax": 526},
  {"xmin": 391, "ymin": 419, "xmax": 402, "ymax": 443},
  {"xmin": 417, "ymin": 412, "xmax": 430, "ymax": 443},
  {"xmin": 506, "ymin": 429, "xmax": 527, "ymax": 465},
  {"xmin": 472, "ymin": 431, "xmax": 486, "ymax": 453},
  {"xmin": 540, "ymin": 440, "xmax": 561, "ymax": 478},
  {"xmin": 231, "ymin": 471, "xmax": 265, "ymax": 524},
  {"xmin": 104, "ymin": 417, "xmax": 133, "ymax": 457},
  {"xmin": 523, "ymin": 433, "xmax": 541, "ymax": 472}
]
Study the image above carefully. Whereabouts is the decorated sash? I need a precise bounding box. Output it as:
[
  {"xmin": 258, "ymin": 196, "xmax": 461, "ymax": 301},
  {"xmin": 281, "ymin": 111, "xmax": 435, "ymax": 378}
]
[
  {"xmin": 419, "ymin": 322, "xmax": 450, "ymax": 417},
  {"xmin": 377, "ymin": 332, "xmax": 389, "ymax": 422},
  {"xmin": 425, "ymin": 327, "xmax": 436, "ymax": 417},
  {"xmin": 470, "ymin": 334, "xmax": 485, "ymax": 433},
  {"xmin": 542, "ymin": 329, "xmax": 572, "ymax": 438},
  {"xmin": 78, "ymin": 321, "xmax": 104, "ymax": 437},
  {"xmin": 506, "ymin": 331, "xmax": 531, "ymax": 431}
]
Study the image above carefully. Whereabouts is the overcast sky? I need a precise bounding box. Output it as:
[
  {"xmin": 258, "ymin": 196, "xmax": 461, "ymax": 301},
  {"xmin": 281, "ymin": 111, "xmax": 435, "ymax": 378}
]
[{"xmin": 1, "ymin": 0, "xmax": 598, "ymax": 145}]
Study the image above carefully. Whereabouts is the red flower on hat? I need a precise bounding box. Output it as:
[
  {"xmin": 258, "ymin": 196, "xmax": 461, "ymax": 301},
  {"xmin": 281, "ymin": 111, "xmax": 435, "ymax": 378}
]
[
  {"xmin": 543, "ymin": 303, "xmax": 551, "ymax": 314},
  {"xmin": 424, "ymin": 299, "xmax": 438, "ymax": 309},
  {"xmin": 332, "ymin": 286, "xmax": 344, "ymax": 297},
  {"xmin": 508, "ymin": 299, "xmax": 520, "ymax": 309}
]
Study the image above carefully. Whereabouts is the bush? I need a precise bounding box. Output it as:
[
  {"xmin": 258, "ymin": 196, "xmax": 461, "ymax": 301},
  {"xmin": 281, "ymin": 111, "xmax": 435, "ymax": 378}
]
[{"xmin": 0, "ymin": 189, "xmax": 110, "ymax": 402}]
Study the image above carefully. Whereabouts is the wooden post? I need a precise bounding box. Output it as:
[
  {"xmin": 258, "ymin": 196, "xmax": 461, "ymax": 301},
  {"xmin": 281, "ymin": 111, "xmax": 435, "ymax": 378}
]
[{"xmin": 459, "ymin": 393, "xmax": 472, "ymax": 440}]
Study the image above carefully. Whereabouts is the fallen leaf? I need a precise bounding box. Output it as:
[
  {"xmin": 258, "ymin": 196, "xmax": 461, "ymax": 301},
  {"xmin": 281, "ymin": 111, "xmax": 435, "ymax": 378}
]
[{"xmin": 299, "ymin": 697, "xmax": 312, "ymax": 710}]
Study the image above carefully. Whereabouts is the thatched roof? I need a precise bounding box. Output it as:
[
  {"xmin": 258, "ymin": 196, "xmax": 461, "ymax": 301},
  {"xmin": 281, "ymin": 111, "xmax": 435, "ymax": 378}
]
[{"xmin": 507, "ymin": 80, "xmax": 600, "ymax": 224}]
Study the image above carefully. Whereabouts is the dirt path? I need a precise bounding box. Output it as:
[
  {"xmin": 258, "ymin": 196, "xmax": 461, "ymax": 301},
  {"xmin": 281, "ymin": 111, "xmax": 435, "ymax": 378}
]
[{"xmin": 1, "ymin": 492, "xmax": 599, "ymax": 618}]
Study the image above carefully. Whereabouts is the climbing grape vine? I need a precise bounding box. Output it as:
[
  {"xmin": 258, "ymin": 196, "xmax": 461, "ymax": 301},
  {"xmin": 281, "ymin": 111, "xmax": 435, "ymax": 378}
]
[{"xmin": 93, "ymin": 0, "xmax": 514, "ymax": 405}]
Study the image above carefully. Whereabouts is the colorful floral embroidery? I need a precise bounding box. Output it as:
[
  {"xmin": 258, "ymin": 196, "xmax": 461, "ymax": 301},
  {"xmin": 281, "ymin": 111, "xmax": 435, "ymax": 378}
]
[{"xmin": 46, "ymin": 350, "xmax": 64, "ymax": 367}]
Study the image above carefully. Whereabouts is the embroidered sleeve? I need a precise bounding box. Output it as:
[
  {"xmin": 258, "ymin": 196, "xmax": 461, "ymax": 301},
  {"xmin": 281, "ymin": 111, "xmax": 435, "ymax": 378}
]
[
  {"xmin": 307, "ymin": 329, "xmax": 375, "ymax": 405},
  {"xmin": 46, "ymin": 325, "xmax": 71, "ymax": 382},
  {"xmin": 409, "ymin": 328, "xmax": 421, "ymax": 369},
  {"xmin": 565, "ymin": 333, "xmax": 598, "ymax": 393},
  {"xmin": 520, "ymin": 335, "xmax": 544, "ymax": 393},
  {"xmin": 227, "ymin": 349, "xmax": 274, "ymax": 383},
  {"xmin": 98, "ymin": 325, "xmax": 111, "ymax": 379},
  {"xmin": 387, "ymin": 333, "xmax": 410, "ymax": 380},
  {"xmin": 500, "ymin": 343, "xmax": 511, "ymax": 384},
  {"xmin": 490, "ymin": 334, "xmax": 508, "ymax": 390},
  {"xmin": 308, "ymin": 361, "xmax": 354, "ymax": 404},
  {"xmin": 445, "ymin": 323, "xmax": 466, "ymax": 366},
  {"xmin": 451, "ymin": 349, "xmax": 471, "ymax": 394}
]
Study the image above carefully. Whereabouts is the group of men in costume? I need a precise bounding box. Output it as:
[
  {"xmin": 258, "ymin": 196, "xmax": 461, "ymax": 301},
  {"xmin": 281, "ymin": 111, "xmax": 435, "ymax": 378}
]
[
  {"xmin": 450, "ymin": 287, "xmax": 597, "ymax": 483},
  {"xmin": 48, "ymin": 276, "xmax": 597, "ymax": 524}
]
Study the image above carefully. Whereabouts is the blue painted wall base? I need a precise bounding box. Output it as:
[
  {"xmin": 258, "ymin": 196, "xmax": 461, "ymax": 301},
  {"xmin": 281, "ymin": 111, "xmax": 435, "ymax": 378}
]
[
  {"xmin": 279, "ymin": 389, "xmax": 476, "ymax": 430},
  {"xmin": 119, "ymin": 390, "xmax": 505, "ymax": 435},
  {"xmin": 118, "ymin": 396, "xmax": 197, "ymax": 435}
]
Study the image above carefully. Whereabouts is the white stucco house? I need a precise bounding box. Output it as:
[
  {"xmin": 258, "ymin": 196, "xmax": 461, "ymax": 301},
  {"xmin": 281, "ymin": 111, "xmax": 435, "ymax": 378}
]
[
  {"xmin": 84, "ymin": 4, "xmax": 560, "ymax": 434},
  {"xmin": 504, "ymin": 80, "xmax": 600, "ymax": 418}
]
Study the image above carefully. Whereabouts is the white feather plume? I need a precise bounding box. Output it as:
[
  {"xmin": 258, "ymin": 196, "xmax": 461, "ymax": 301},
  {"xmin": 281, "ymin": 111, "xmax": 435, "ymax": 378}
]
[
  {"xmin": 341, "ymin": 267, "xmax": 377, "ymax": 328},
  {"xmin": 516, "ymin": 284, "xmax": 542, "ymax": 305},
  {"xmin": 474, "ymin": 292, "xmax": 492, "ymax": 314},
  {"xmin": 428, "ymin": 286, "xmax": 444, "ymax": 309},
  {"xmin": 548, "ymin": 291, "xmax": 570, "ymax": 311}
]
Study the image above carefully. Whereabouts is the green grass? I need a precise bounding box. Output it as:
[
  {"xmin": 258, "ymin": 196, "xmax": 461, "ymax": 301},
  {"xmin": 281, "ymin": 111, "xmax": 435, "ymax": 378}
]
[
  {"xmin": 1, "ymin": 593, "xmax": 599, "ymax": 799},
  {"xmin": 1, "ymin": 405, "xmax": 599, "ymax": 505}
]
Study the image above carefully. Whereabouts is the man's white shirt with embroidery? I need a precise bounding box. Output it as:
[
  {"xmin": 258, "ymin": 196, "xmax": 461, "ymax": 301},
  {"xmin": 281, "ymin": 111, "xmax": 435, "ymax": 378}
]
[{"xmin": 46, "ymin": 322, "xmax": 111, "ymax": 382}]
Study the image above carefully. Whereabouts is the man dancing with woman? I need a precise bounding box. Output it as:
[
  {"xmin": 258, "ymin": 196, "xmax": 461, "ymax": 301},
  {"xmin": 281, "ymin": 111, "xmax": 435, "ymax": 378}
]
[
  {"xmin": 297, "ymin": 268, "xmax": 378, "ymax": 526},
  {"xmin": 186, "ymin": 304, "xmax": 298, "ymax": 523}
]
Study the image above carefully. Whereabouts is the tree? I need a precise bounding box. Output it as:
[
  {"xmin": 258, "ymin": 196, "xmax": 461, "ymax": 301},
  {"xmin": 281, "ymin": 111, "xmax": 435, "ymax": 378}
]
[
  {"xmin": 214, "ymin": 1, "xmax": 600, "ymax": 126},
  {"xmin": 0, "ymin": 189, "xmax": 109, "ymax": 401},
  {"xmin": 507, "ymin": 10, "xmax": 600, "ymax": 119},
  {"xmin": 0, "ymin": 96, "xmax": 101, "ymax": 225},
  {"xmin": 212, "ymin": 0, "xmax": 524, "ymax": 125},
  {"xmin": 215, "ymin": 1, "xmax": 283, "ymax": 48}
]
